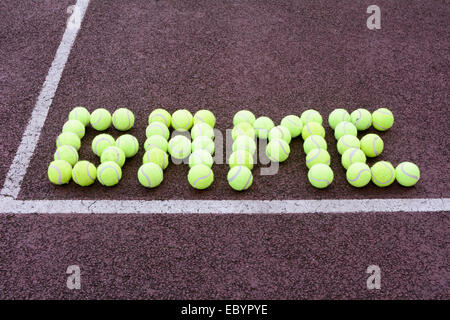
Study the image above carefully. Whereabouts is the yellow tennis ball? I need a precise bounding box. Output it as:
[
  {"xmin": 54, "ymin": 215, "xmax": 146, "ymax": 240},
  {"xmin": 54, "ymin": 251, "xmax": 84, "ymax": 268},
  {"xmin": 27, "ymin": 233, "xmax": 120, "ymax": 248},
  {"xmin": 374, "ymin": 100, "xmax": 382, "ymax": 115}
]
[
  {"xmin": 328, "ymin": 109, "xmax": 350, "ymax": 130},
  {"xmin": 62, "ymin": 119, "xmax": 85, "ymax": 138},
  {"xmin": 360, "ymin": 133, "xmax": 383, "ymax": 157},
  {"xmin": 337, "ymin": 135, "xmax": 360, "ymax": 155},
  {"xmin": 228, "ymin": 150, "xmax": 254, "ymax": 170},
  {"xmin": 301, "ymin": 109, "xmax": 323, "ymax": 125},
  {"xmin": 101, "ymin": 146, "xmax": 126, "ymax": 167},
  {"xmin": 191, "ymin": 136, "xmax": 215, "ymax": 155},
  {"xmin": 341, "ymin": 148, "xmax": 366, "ymax": 170},
  {"xmin": 54, "ymin": 145, "xmax": 79, "ymax": 166},
  {"xmin": 168, "ymin": 135, "xmax": 191, "ymax": 159},
  {"xmin": 188, "ymin": 164, "xmax": 214, "ymax": 190},
  {"xmin": 253, "ymin": 116, "xmax": 275, "ymax": 139},
  {"xmin": 303, "ymin": 135, "xmax": 327, "ymax": 154},
  {"xmin": 266, "ymin": 138, "xmax": 290, "ymax": 162},
  {"xmin": 371, "ymin": 161, "xmax": 395, "ymax": 187},
  {"xmin": 334, "ymin": 121, "xmax": 357, "ymax": 140},
  {"xmin": 146, "ymin": 122, "xmax": 170, "ymax": 139},
  {"xmin": 144, "ymin": 135, "xmax": 168, "ymax": 152},
  {"xmin": 232, "ymin": 122, "xmax": 256, "ymax": 140},
  {"xmin": 97, "ymin": 161, "xmax": 122, "ymax": 187},
  {"xmin": 172, "ymin": 109, "xmax": 193, "ymax": 131},
  {"xmin": 138, "ymin": 163, "xmax": 163, "ymax": 188},
  {"xmin": 227, "ymin": 166, "xmax": 253, "ymax": 191},
  {"xmin": 148, "ymin": 108, "xmax": 172, "ymax": 127},
  {"xmin": 301, "ymin": 122, "xmax": 325, "ymax": 140},
  {"xmin": 350, "ymin": 108, "xmax": 372, "ymax": 131},
  {"xmin": 90, "ymin": 108, "xmax": 112, "ymax": 131},
  {"xmin": 232, "ymin": 135, "xmax": 257, "ymax": 154},
  {"xmin": 112, "ymin": 108, "xmax": 135, "ymax": 131},
  {"xmin": 72, "ymin": 160, "xmax": 97, "ymax": 186},
  {"xmin": 68, "ymin": 106, "xmax": 90, "ymax": 126},
  {"xmin": 91, "ymin": 134, "xmax": 116, "ymax": 156},
  {"xmin": 116, "ymin": 134, "xmax": 139, "ymax": 158},
  {"xmin": 280, "ymin": 115, "xmax": 303, "ymax": 138},
  {"xmin": 191, "ymin": 123, "xmax": 215, "ymax": 140},
  {"xmin": 372, "ymin": 108, "xmax": 394, "ymax": 131},
  {"xmin": 268, "ymin": 125, "xmax": 291, "ymax": 143},
  {"xmin": 194, "ymin": 109, "xmax": 216, "ymax": 128},
  {"xmin": 305, "ymin": 148, "xmax": 331, "ymax": 169},
  {"xmin": 56, "ymin": 132, "xmax": 81, "ymax": 150},
  {"xmin": 395, "ymin": 162, "xmax": 420, "ymax": 187},
  {"xmin": 188, "ymin": 150, "xmax": 214, "ymax": 168},
  {"xmin": 143, "ymin": 148, "xmax": 169, "ymax": 170},
  {"xmin": 346, "ymin": 163, "xmax": 371, "ymax": 187},
  {"xmin": 233, "ymin": 110, "xmax": 256, "ymax": 126},
  {"xmin": 308, "ymin": 163, "xmax": 333, "ymax": 189},
  {"xmin": 48, "ymin": 160, "xmax": 72, "ymax": 185}
]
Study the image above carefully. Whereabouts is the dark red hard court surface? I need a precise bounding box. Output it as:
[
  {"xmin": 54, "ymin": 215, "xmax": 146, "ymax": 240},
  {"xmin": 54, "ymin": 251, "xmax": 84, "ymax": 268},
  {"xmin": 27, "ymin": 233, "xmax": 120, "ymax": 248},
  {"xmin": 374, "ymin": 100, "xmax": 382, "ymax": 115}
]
[{"xmin": 14, "ymin": 0, "xmax": 449, "ymax": 200}]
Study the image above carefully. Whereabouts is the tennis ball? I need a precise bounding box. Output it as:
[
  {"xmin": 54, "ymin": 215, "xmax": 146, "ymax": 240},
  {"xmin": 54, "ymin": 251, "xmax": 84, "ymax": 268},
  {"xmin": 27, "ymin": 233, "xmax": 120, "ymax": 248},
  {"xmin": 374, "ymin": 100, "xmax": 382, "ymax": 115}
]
[
  {"xmin": 188, "ymin": 164, "xmax": 214, "ymax": 190},
  {"xmin": 233, "ymin": 110, "xmax": 256, "ymax": 126},
  {"xmin": 341, "ymin": 148, "xmax": 367, "ymax": 170},
  {"xmin": 172, "ymin": 109, "xmax": 193, "ymax": 131},
  {"xmin": 62, "ymin": 119, "xmax": 85, "ymax": 138},
  {"xmin": 54, "ymin": 145, "xmax": 79, "ymax": 166},
  {"xmin": 101, "ymin": 146, "xmax": 126, "ymax": 167},
  {"xmin": 91, "ymin": 134, "xmax": 116, "ymax": 156},
  {"xmin": 112, "ymin": 108, "xmax": 134, "ymax": 131},
  {"xmin": 189, "ymin": 150, "xmax": 214, "ymax": 168},
  {"xmin": 346, "ymin": 163, "xmax": 371, "ymax": 187},
  {"xmin": 228, "ymin": 150, "xmax": 254, "ymax": 170},
  {"xmin": 372, "ymin": 108, "xmax": 394, "ymax": 131},
  {"xmin": 56, "ymin": 132, "xmax": 81, "ymax": 150},
  {"xmin": 144, "ymin": 135, "xmax": 168, "ymax": 152},
  {"xmin": 232, "ymin": 122, "xmax": 256, "ymax": 140},
  {"xmin": 191, "ymin": 123, "xmax": 215, "ymax": 140},
  {"xmin": 305, "ymin": 148, "xmax": 331, "ymax": 169},
  {"xmin": 146, "ymin": 122, "xmax": 170, "ymax": 139},
  {"xmin": 334, "ymin": 121, "xmax": 357, "ymax": 140},
  {"xmin": 116, "ymin": 134, "xmax": 139, "ymax": 158},
  {"xmin": 148, "ymin": 108, "xmax": 172, "ymax": 127},
  {"xmin": 266, "ymin": 138, "xmax": 290, "ymax": 162},
  {"xmin": 90, "ymin": 108, "xmax": 112, "ymax": 131},
  {"xmin": 97, "ymin": 161, "xmax": 122, "ymax": 187},
  {"xmin": 280, "ymin": 115, "xmax": 303, "ymax": 138},
  {"xmin": 301, "ymin": 122, "xmax": 325, "ymax": 140},
  {"xmin": 360, "ymin": 133, "xmax": 383, "ymax": 157},
  {"xmin": 72, "ymin": 160, "xmax": 97, "ymax": 186},
  {"xmin": 371, "ymin": 161, "xmax": 395, "ymax": 187},
  {"xmin": 143, "ymin": 148, "xmax": 169, "ymax": 170},
  {"xmin": 138, "ymin": 163, "xmax": 163, "ymax": 188},
  {"xmin": 194, "ymin": 109, "xmax": 216, "ymax": 128},
  {"xmin": 168, "ymin": 135, "xmax": 191, "ymax": 159},
  {"xmin": 328, "ymin": 109, "xmax": 350, "ymax": 130},
  {"xmin": 232, "ymin": 135, "xmax": 257, "ymax": 154},
  {"xmin": 227, "ymin": 166, "xmax": 253, "ymax": 191},
  {"xmin": 68, "ymin": 106, "xmax": 90, "ymax": 126},
  {"xmin": 253, "ymin": 116, "xmax": 275, "ymax": 139},
  {"xmin": 337, "ymin": 135, "xmax": 360, "ymax": 155},
  {"xmin": 303, "ymin": 135, "xmax": 327, "ymax": 154},
  {"xmin": 350, "ymin": 108, "xmax": 372, "ymax": 131},
  {"xmin": 395, "ymin": 162, "xmax": 420, "ymax": 187},
  {"xmin": 301, "ymin": 109, "xmax": 322, "ymax": 125},
  {"xmin": 48, "ymin": 160, "xmax": 72, "ymax": 185},
  {"xmin": 308, "ymin": 163, "xmax": 333, "ymax": 188},
  {"xmin": 191, "ymin": 136, "xmax": 215, "ymax": 155},
  {"xmin": 268, "ymin": 125, "xmax": 291, "ymax": 144}
]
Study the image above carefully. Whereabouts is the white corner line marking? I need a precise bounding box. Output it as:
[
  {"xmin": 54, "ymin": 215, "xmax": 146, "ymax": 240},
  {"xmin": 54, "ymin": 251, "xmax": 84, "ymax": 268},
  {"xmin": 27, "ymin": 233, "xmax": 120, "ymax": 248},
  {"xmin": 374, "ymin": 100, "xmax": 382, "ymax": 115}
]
[
  {"xmin": 0, "ymin": 198, "xmax": 448, "ymax": 214},
  {"xmin": 0, "ymin": 0, "xmax": 90, "ymax": 199}
]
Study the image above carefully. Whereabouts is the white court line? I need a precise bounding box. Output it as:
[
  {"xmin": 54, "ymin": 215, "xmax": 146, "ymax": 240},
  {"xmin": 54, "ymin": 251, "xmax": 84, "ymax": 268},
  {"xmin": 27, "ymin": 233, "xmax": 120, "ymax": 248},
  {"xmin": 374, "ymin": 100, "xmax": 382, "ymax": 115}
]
[
  {"xmin": 0, "ymin": 0, "xmax": 90, "ymax": 199},
  {"xmin": 0, "ymin": 197, "xmax": 448, "ymax": 214}
]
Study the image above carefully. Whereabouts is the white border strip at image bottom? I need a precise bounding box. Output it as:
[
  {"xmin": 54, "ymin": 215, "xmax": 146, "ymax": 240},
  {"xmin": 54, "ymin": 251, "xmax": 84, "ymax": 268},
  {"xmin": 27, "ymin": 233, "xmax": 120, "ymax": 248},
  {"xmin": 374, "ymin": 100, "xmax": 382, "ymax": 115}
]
[{"xmin": 0, "ymin": 198, "xmax": 448, "ymax": 214}]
